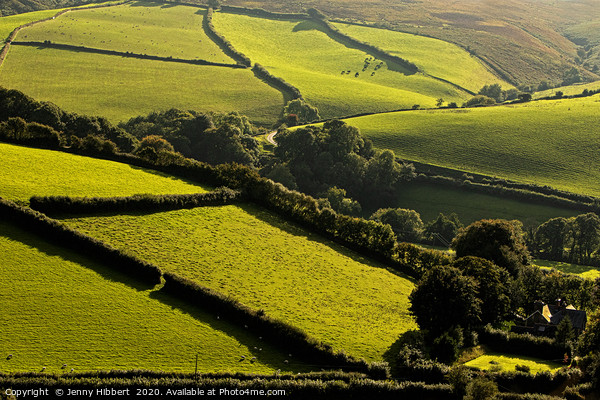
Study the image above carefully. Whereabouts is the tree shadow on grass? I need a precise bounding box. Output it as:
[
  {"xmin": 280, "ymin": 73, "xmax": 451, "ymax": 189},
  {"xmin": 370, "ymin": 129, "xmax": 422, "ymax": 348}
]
[
  {"xmin": 291, "ymin": 21, "xmax": 416, "ymax": 75},
  {"xmin": 148, "ymin": 288, "xmax": 312, "ymax": 373},
  {"xmin": 128, "ymin": 1, "xmax": 165, "ymax": 8},
  {"xmin": 382, "ymin": 329, "xmax": 423, "ymax": 377},
  {"xmin": 126, "ymin": 164, "xmax": 212, "ymax": 190},
  {"xmin": 0, "ymin": 221, "xmax": 153, "ymax": 292}
]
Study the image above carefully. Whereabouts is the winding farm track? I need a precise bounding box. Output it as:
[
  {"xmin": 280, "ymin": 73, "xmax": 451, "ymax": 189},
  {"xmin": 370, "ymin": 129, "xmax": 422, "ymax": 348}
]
[{"xmin": 266, "ymin": 130, "xmax": 278, "ymax": 145}]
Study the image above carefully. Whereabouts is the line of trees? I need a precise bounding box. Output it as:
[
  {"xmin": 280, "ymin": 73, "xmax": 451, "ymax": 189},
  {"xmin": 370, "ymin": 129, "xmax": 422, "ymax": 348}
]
[
  {"xmin": 204, "ymin": 7, "xmax": 251, "ymax": 67},
  {"xmin": 11, "ymin": 41, "xmax": 245, "ymax": 68},
  {"xmin": 29, "ymin": 188, "xmax": 242, "ymax": 215},
  {"xmin": 252, "ymin": 63, "xmax": 302, "ymax": 100},
  {"xmin": 0, "ymin": 197, "xmax": 162, "ymax": 285},
  {"xmin": 306, "ymin": 8, "xmax": 419, "ymax": 74},
  {"xmin": 531, "ymin": 213, "xmax": 600, "ymax": 266},
  {"xmin": 0, "ymin": 373, "xmax": 455, "ymax": 399}
]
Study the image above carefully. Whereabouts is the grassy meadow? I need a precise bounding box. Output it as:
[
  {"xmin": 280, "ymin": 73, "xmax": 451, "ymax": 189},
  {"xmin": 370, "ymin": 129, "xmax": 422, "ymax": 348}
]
[
  {"xmin": 341, "ymin": 96, "xmax": 600, "ymax": 197},
  {"xmin": 0, "ymin": 8, "xmax": 67, "ymax": 43},
  {"xmin": 62, "ymin": 204, "xmax": 418, "ymax": 362},
  {"xmin": 0, "ymin": 45, "xmax": 283, "ymax": 124},
  {"xmin": 0, "ymin": 143, "xmax": 208, "ymax": 201},
  {"xmin": 534, "ymin": 80, "xmax": 600, "ymax": 99},
  {"xmin": 394, "ymin": 183, "xmax": 579, "ymax": 228},
  {"xmin": 534, "ymin": 259, "xmax": 600, "ymax": 280},
  {"xmin": 464, "ymin": 353, "xmax": 562, "ymax": 374},
  {"xmin": 213, "ymin": 12, "xmax": 468, "ymax": 118},
  {"xmin": 0, "ymin": 221, "xmax": 301, "ymax": 374},
  {"xmin": 333, "ymin": 22, "xmax": 510, "ymax": 94},
  {"xmin": 18, "ymin": 3, "xmax": 233, "ymax": 63}
]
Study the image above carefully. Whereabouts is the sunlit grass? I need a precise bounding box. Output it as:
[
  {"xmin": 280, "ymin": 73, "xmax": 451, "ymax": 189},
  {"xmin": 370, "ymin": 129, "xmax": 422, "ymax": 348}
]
[
  {"xmin": 0, "ymin": 143, "xmax": 208, "ymax": 201},
  {"xmin": 62, "ymin": 204, "xmax": 418, "ymax": 361},
  {"xmin": 0, "ymin": 221, "xmax": 301, "ymax": 373}
]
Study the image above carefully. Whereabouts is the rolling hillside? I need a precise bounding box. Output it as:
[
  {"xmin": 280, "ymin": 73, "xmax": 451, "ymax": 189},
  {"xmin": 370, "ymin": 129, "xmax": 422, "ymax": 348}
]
[
  {"xmin": 0, "ymin": 45, "xmax": 283, "ymax": 124},
  {"xmin": 19, "ymin": 3, "xmax": 232, "ymax": 62},
  {"xmin": 340, "ymin": 96, "xmax": 600, "ymax": 197},
  {"xmin": 62, "ymin": 205, "xmax": 418, "ymax": 362},
  {"xmin": 224, "ymin": 0, "xmax": 600, "ymax": 86},
  {"xmin": 0, "ymin": 143, "xmax": 208, "ymax": 201},
  {"xmin": 0, "ymin": 220, "xmax": 300, "ymax": 373},
  {"xmin": 213, "ymin": 11, "xmax": 469, "ymax": 118},
  {"xmin": 0, "ymin": 4, "xmax": 284, "ymax": 125},
  {"xmin": 333, "ymin": 22, "xmax": 510, "ymax": 94}
]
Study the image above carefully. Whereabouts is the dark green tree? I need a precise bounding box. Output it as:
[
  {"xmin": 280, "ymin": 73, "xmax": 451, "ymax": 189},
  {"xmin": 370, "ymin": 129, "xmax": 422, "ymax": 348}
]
[
  {"xmin": 370, "ymin": 208, "xmax": 424, "ymax": 242},
  {"xmin": 465, "ymin": 377, "xmax": 498, "ymax": 400},
  {"xmin": 579, "ymin": 310, "xmax": 600, "ymax": 355},
  {"xmin": 478, "ymin": 83, "xmax": 504, "ymax": 102},
  {"xmin": 424, "ymin": 212, "xmax": 462, "ymax": 245},
  {"xmin": 452, "ymin": 219, "xmax": 530, "ymax": 276},
  {"xmin": 534, "ymin": 217, "xmax": 569, "ymax": 260},
  {"xmin": 452, "ymin": 256, "xmax": 511, "ymax": 325},
  {"xmin": 555, "ymin": 316, "xmax": 576, "ymax": 346},
  {"xmin": 409, "ymin": 265, "xmax": 482, "ymax": 337}
]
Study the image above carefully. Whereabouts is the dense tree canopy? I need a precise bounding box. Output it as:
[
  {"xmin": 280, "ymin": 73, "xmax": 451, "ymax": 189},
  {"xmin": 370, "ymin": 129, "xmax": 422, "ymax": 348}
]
[
  {"xmin": 452, "ymin": 219, "xmax": 530, "ymax": 276},
  {"xmin": 370, "ymin": 208, "xmax": 424, "ymax": 242},
  {"xmin": 452, "ymin": 256, "xmax": 511, "ymax": 325},
  {"xmin": 409, "ymin": 265, "xmax": 482, "ymax": 337},
  {"xmin": 120, "ymin": 109, "xmax": 261, "ymax": 167},
  {"xmin": 272, "ymin": 120, "xmax": 414, "ymax": 203}
]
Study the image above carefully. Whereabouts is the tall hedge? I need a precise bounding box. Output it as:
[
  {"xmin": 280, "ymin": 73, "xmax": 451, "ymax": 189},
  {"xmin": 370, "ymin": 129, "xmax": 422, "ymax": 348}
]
[
  {"xmin": 478, "ymin": 326, "xmax": 568, "ymax": 361},
  {"xmin": 204, "ymin": 7, "xmax": 251, "ymax": 67},
  {"xmin": 29, "ymin": 188, "xmax": 242, "ymax": 215},
  {"xmin": 161, "ymin": 271, "xmax": 390, "ymax": 380}
]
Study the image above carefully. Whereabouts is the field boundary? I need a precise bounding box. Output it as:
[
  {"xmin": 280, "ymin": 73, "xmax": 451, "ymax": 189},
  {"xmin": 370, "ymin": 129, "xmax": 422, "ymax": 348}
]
[
  {"xmin": 0, "ymin": 1, "xmax": 131, "ymax": 68},
  {"xmin": 10, "ymin": 41, "xmax": 246, "ymax": 68},
  {"xmin": 29, "ymin": 188, "xmax": 243, "ymax": 214},
  {"xmin": 203, "ymin": 7, "xmax": 251, "ymax": 67}
]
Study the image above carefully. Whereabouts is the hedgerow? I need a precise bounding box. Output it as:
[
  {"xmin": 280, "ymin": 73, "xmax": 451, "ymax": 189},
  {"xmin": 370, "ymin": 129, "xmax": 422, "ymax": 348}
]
[
  {"xmin": 0, "ymin": 197, "xmax": 162, "ymax": 285},
  {"xmin": 29, "ymin": 188, "xmax": 242, "ymax": 215},
  {"xmin": 204, "ymin": 7, "xmax": 251, "ymax": 67}
]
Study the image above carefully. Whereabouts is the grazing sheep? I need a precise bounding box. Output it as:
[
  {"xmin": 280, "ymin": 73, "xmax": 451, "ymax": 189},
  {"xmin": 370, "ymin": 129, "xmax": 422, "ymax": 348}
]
[
  {"xmin": 284, "ymin": 360, "xmax": 289, "ymax": 364},
  {"xmin": 41, "ymin": 367, "xmax": 46, "ymax": 372},
  {"xmin": 70, "ymin": 368, "xmax": 74, "ymax": 373},
  {"xmin": 6, "ymin": 354, "xmax": 12, "ymax": 360},
  {"xmin": 62, "ymin": 364, "xmax": 67, "ymax": 369},
  {"xmin": 250, "ymin": 357, "xmax": 257, "ymax": 363},
  {"xmin": 239, "ymin": 356, "xmax": 245, "ymax": 361}
]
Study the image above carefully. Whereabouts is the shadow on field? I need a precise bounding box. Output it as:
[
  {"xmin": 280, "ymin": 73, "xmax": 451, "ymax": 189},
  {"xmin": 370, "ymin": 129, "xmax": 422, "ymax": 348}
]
[
  {"xmin": 382, "ymin": 329, "xmax": 422, "ymax": 376},
  {"xmin": 291, "ymin": 21, "xmax": 415, "ymax": 75},
  {"xmin": 0, "ymin": 221, "xmax": 153, "ymax": 292},
  {"xmin": 126, "ymin": 164, "xmax": 210, "ymax": 189},
  {"xmin": 148, "ymin": 288, "xmax": 305, "ymax": 371},
  {"xmin": 129, "ymin": 1, "xmax": 164, "ymax": 8}
]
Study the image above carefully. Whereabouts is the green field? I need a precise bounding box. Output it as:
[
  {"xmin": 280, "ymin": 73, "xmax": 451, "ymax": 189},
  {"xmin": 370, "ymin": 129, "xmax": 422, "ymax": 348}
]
[
  {"xmin": 62, "ymin": 204, "xmax": 418, "ymax": 361},
  {"xmin": 0, "ymin": 8, "xmax": 67, "ymax": 43},
  {"xmin": 0, "ymin": 221, "xmax": 299, "ymax": 373},
  {"xmin": 0, "ymin": 143, "xmax": 208, "ymax": 201},
  {"xmin": 213, "ymin": 12, "xmax": 469, "ymax": 118},
  {"xmin": 534, "ymin": 259, "xmax": 600, "ymax": 280},
  {"xmin": 534, "ymin": 80, "xmax": 600, "ymax": 99},
  {"xmin": 395, "ymin": 182, "xmax": 579, "ymax": 228},
  {"xmin": 465, "ymin": 353, "xmax": 562, "ymax": 374},
  {"xmin": 0, "ymin": 45, "xmax": 283, "ymax": 124},
  {"xmin": 19, "ymin": 3, "xmax": 232, "ymax": 63},
  {"xmin": 334, "ymin": 23, "xmax": 510, "ymax": 94},
  {"xmin": 341, "ymin": 96, "xmax": 600, "ymax": 197}
]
